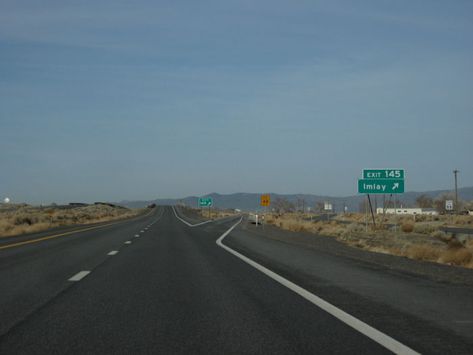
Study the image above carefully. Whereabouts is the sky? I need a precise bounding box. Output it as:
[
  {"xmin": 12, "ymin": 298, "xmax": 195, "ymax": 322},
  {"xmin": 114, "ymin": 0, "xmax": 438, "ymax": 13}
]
[{"xmin": 1, "ymin": 0, "xmax": 472, "ymax": 204}]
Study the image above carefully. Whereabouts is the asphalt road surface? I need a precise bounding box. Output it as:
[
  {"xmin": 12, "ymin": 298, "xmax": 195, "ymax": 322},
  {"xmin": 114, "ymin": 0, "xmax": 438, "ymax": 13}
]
[{"xmin": 0, "ymin": 206, "xmax": 472, "ymax": 354}]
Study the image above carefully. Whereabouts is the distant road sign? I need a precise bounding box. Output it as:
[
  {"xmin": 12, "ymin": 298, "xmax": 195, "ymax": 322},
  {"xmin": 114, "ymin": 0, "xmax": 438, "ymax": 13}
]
[
  {"xmin": 260, "ymin": 194, "xmax": 270, "ymax": 207},
  {"xmin": 198, "ymin": 198, "xmax": 213, "ymax": 207},
  {"xmin": 363, "ymin": 169, "xmax": 404, "ymax": 179},
  {"xmin": 445, "ymin": 200, "xmax": 454, "ymax": 211},
  {"xmin": 358, "ymin": 179, "xmax": 404, "ymax": 194}
]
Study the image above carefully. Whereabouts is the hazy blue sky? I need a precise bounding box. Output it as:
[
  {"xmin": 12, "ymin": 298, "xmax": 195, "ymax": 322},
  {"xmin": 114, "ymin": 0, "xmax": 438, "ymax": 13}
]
[{"xmin": 1, "ymin": 0, "xmax": 472, "ymax": 204}]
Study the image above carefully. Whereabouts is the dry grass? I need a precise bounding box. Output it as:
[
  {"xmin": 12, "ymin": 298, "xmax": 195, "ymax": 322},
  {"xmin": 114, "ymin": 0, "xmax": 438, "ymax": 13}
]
[
  {"xmin": 439, "ymin": 248, "xmax": 473, "ymax": 265},
  {"xmin": 195, "ymin": 208, "xmax": 237, "ymax": 220},
  {"xmin": 267, "ymin": 212, "xmax": 473, "ymax": 269},
  {"xmin": 452, "ymin": 215, "xmax": 473, "ymax": 226},
  {"xmin": 334, "ymin": 212, "xmax": 473, "ymax": 228},
  {"xmin": 406, "ymin": 245, "xmax": 442, "ymax": 261},
  {"xmin": 0, "ymin": 205, "xmax": 144, "ymax": 237}
]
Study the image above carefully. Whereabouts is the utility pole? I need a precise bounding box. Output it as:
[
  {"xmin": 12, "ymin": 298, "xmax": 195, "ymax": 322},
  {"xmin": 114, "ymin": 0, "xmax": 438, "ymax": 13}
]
[{"xmin": 453, "ymin": 169, "xmax": 459, "ymax": 214}]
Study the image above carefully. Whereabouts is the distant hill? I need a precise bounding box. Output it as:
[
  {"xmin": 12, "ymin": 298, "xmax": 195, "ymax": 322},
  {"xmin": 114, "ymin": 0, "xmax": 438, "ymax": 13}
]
[{"xmin": 118, "ymin": 187, "xmax": 473, "ymax": 212}]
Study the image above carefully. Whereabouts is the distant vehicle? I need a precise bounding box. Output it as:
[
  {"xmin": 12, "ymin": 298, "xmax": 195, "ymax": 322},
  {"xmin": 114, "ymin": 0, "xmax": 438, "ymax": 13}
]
[{"xmin": 147, "ymin": 203, "xmax": 157, "ymax": 208}]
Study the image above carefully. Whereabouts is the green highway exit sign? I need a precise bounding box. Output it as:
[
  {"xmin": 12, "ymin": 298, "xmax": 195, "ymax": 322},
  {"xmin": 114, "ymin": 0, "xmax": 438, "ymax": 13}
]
[
  {"xmin": 198, "ymin": 197, "xmax": 213, "ymax": 207},
  {"xmin": 358, "ymin": 179, "xmax": 404, "ymax": 194},
  {"xmin": 363, "ymin": 169, "xmax": 404, "ymax": 179}
]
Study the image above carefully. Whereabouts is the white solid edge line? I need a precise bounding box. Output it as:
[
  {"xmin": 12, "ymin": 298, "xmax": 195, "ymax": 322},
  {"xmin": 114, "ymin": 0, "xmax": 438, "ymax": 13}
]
[
  {"xmin": 108, "ymin": 250, "xmax": 119, "ymax": 256},
  {"xmin": 68, "ymin": 270, "xmax": 91, "ymax": 282},
  {"xmin": 216, "ymin": 217, "xmax": 419, "ymax": 355},
  {"xmin": 172, "ymin": 206, "xmax": 211, "ymax": 227}
]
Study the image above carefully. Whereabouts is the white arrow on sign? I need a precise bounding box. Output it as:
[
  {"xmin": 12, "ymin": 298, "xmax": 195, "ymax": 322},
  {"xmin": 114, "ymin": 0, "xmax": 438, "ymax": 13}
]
[{"xmin": 393, "ymin": 183, "xmax": 399, "ymax": 190}]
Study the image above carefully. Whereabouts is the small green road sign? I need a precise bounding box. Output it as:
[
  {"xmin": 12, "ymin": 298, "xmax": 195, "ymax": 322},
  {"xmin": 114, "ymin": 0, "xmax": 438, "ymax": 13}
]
[
  {"xmin": 363, "ymin": 169, "xmax": 404, "ymax": 179},
  {"xmin": 198, "ymin": 197, "xmax": 213, "ymax": 207},
  {"xmin": 358, "ymin": 179, "xmax": 404, "ymax": 194}
]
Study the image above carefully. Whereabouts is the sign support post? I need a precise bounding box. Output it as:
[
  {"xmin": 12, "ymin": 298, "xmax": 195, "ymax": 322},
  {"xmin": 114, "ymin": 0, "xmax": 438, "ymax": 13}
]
[{"xmin": 367, "ymin": 194, "xmax": 376, "ymax": 228}]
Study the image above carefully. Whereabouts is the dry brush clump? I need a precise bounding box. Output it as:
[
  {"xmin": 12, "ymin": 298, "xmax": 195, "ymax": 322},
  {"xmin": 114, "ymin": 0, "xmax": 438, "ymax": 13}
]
[
  {"xmin": 406, "ymin": 245, "xmax": 442, "ymax": 261},
  {"xmin": 0, "ymin": 205, "xmax": 143, "ymax": 237},
  {"xmin": 439, "ymin": 248, "xmax": 473, "ymax": 266},
  {"xmin": 401, "ymin": 222, "xmax": 414, "ymax": 233},
  {"xmin": 413, "ymin": 223, "xmax": 438, "ymax": 235}
]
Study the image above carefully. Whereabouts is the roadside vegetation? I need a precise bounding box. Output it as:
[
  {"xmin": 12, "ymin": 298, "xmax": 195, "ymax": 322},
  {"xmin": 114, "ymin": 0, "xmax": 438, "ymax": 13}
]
[
  {"xmin": 264, "ymin": 212, "xmax": 473, "ymax": 269},
  {"xmin": 0, "ymin": 204, "xmax": 145, "ymax": 237},
  {"xmin": 193, "ymin": 207, "xmax": 238, "ymax": 220}
]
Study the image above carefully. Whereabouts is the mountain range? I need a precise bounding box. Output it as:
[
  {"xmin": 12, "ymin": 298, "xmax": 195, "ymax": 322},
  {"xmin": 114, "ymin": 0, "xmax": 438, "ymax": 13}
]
[{"xmin": 118, "ymin": 187, "xmax": 473, "ymax": 212}]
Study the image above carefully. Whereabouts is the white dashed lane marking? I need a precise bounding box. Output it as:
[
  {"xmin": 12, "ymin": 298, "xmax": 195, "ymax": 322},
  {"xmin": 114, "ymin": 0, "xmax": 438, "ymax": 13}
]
[
  {"xmin": 68, "ymin": 271, "xmax": 91, "ymax": 282},
  {"xmin": 108, "ymin": 251, "xmax": 119, "ymax": 256}
]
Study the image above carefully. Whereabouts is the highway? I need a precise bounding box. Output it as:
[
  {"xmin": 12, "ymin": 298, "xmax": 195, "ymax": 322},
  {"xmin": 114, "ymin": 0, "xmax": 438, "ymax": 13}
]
[{"xmin": 0, "ymin": 206, "xmax": 472, "ymax": 354}]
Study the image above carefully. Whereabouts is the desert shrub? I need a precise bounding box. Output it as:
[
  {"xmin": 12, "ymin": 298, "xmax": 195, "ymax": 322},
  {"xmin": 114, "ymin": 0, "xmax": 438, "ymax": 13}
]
[
  {"xmin": 401, "ymin": 222, "xmax": 414, "ymax": 233},
  {"xmin": 341, "ymin": 223, "xmax": 364, "ymax": 238},
  {"xmin": 406, "ymin": 245, "xmax": 441, "ymax": 261},
  {"xmin": 414, "ymin": 215, "xmax": 427, "ymax": 222},
  {"xmin": 0, "ymin": 220, "xmax": 13, "ymax": 233},
  {"xmin": 439, "ymin": 248, "xmax": 473, "ymax": 266},
  {"xmin": 431, "ymin": 230, "xmax": 449, "ymax": 243},
  {"xmin": 447, "ymin": 237, "xmax": 465, "ymax": 249},
  {"xmin": 14, "ymin": 215, "xmax": 35, "ymax": 225},
  {"xmin": 413, "ymin": 224, "xmax": 437, "ymax": 235}
]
